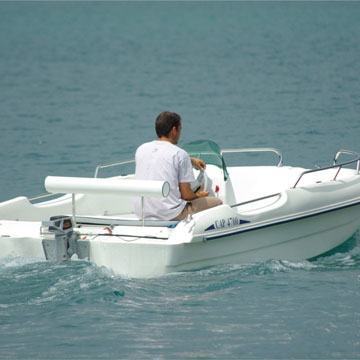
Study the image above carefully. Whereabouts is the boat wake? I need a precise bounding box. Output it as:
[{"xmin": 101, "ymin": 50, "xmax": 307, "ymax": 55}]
[
  {"xmin": 0, "ymin": 255, "xmax": 44, "ymax": 269},
  {"xmin": 0, "ymin": 233, "xmax": 359, "ymax": 311},
  {"xmin": 0, "ymin": 259, "xmax": 118, "ymax": 308}
]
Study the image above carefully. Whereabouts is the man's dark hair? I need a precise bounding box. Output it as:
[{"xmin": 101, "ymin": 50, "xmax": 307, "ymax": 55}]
[{"xmin": 155, "ymin": 111, "xmax": 181, "ymax": 137}]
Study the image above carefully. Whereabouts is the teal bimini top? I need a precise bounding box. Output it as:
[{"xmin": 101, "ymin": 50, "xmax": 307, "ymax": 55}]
[{"xmin": 182, "ymin": 139, "xmax": 229, "ymax": 180}]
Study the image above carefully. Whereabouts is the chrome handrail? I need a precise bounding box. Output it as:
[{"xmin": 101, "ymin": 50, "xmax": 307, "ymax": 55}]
[
  {"xmin": 230, "ymin": 192, "xmax": 281, "ymax": 208},
  {"xmin": 95, "ymin": 148, "xmax": 283, "ymax": 179},
  {"xmin": 29, "ymin": 192, "xmax": 64, "ymax": 202},
  {"xmin": 94, "ymin": 159, "xmax": 135, "ymax": 178},
  {"xmin": 221, "ymin": 147, "xmax": 283, "ymax": 167},
  {"xmin": 334, "ymin": 149, "xmax": 360, "ymax": 169},
  {"xmin": 293, "ymin": 149, "xmax": 360, "ymax": 188}
]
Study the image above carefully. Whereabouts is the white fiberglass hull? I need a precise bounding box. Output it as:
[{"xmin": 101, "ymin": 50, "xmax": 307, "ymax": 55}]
[
  {"xmin": 1, "ymin": 201, "xmax": 359, "ymax": 278},
  {"xmin": 85, "ymin": 203, "xmax": 360, "ymax": 277},
  {"xmin": 1, "ymin": 146, "xmax": 360, "ymax": 278}
]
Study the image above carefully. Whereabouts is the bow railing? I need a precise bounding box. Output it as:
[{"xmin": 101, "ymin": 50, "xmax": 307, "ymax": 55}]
[{"xmin": 293, "ymin": 149, "xmax": 360, "ymax": 188}]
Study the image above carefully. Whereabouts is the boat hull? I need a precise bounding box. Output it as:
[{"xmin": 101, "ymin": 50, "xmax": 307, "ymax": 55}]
[
  {"xmin": 165, "ymin": 204, "xmax": 360, "ymax": 273},
  {"xmin": 0, "ymin": 221, "xmax": 45, "ymax": 259},
  {"xmin": 1, "ymin": 162, "xmax": 360, "ymax": 277},
  {"xmin": 78, "ymin": 203, "xmax": 360, "ymax": 277}
]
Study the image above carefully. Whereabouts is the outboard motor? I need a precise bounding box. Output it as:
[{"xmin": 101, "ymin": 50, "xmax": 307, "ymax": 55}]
[{"xmin": 41, "ymin": 215, "xmax": 80, "ymax": 261}]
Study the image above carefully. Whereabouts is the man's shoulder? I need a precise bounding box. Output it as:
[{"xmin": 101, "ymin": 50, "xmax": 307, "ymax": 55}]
[
  {"xmin": 136, "ymin": 141, "xmax": 188, "ymax": 157},
  {"xmin": 136, "ymin": 140, "xmax": 157, "ymax": 153},
  {"xmin": 163, "ymin": 143, "xmax": 190, "ymax": 160}
]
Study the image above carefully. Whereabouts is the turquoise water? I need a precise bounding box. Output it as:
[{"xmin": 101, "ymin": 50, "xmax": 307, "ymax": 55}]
[{"xmin": 0, "ymin": 2, "xmax": 360, "ymax": 359}]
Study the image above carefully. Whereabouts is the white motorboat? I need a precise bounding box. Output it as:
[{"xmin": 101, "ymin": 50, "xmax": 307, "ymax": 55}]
[{"xmin": 1, "ymin": 140, "xmax": 360, "ymax": 278}]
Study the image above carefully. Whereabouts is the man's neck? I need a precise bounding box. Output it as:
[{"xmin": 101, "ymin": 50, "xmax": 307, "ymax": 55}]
[{"xmin": 158, "ymin": 136, "xmax": 177, "ymax": 145}]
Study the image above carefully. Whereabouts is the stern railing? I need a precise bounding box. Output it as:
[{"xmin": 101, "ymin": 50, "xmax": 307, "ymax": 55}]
[
  {"xmin": 94, "ymin": 159, "xmax": 135, "ymax": 178},
  {"xmin": 30, "ymin": 160, "xmax": 135, "ymax": 203}
]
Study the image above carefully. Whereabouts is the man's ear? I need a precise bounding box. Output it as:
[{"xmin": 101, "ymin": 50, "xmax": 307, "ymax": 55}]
[{"xmin": 170, "ymin": 126, "xmax": 178, "ymax": 136}]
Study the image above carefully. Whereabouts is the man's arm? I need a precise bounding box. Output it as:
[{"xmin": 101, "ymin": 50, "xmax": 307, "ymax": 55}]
[
  {"xmin": 179, "ymin": 182, "xmax": 208, "ymax": 201},
  {"xmin": 190, "ymin": 157, "xmax": 206, "ymax": 170}
]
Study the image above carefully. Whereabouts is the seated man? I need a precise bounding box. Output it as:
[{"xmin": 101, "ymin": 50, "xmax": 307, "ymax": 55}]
[{"xmin": 134, "ymin": 111, "xmax": 222, "ymax": 220}]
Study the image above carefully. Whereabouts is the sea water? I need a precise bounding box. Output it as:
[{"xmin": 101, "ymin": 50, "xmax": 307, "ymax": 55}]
[{"xmin": 0, "ymin": 2, "xmax": 359, "ymax": 359}]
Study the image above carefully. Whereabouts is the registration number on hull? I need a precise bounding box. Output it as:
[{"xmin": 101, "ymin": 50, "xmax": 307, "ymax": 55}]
[{"xmin": 205, "ymin": 217, "xmax": 250, "ymax": 231}]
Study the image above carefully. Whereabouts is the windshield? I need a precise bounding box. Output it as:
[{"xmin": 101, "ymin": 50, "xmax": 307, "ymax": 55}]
[{"xmin": 182, "ymin": 140, "xmax": 228, "ymax": 180}]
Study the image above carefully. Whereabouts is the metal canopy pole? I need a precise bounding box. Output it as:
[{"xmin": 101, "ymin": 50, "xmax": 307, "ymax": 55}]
[
  {"xmin": 71, "ymin": 193, "xmax": 77, "ymax": 227},
  {"xmin": 141, "ymin": 196, "xmax": 144, "ymax": 227}
]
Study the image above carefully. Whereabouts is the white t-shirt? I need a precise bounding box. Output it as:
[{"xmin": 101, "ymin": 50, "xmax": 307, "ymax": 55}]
[{"xmin": 134, "ymin": 140, "xmax": 195, "ymax": 220}]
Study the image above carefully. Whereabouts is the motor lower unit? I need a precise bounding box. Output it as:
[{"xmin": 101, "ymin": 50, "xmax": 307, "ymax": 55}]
[{"xmin": 41, "ymin": 216, "xmax": 89, "ymax": 261}]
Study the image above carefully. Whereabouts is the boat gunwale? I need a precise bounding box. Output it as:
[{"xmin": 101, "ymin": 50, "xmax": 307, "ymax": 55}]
[{"xmin": 201, "ymin": 198, "xmax": 360, "ymax": 241}]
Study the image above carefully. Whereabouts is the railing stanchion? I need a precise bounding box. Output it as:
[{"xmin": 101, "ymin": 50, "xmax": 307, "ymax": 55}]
[
  {"xmin": 71, "ymin": 193, "xmax": 76, "ymax": 227},
  {"xmin": 141, "ymin": 196, "xmax": 144, "ymax": 227}
]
